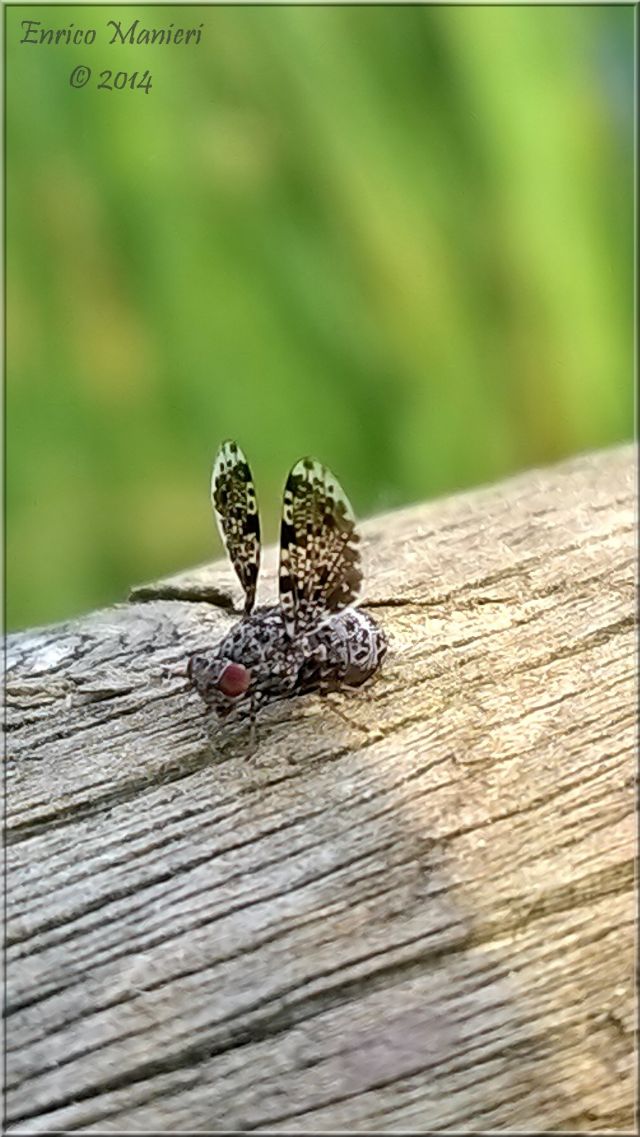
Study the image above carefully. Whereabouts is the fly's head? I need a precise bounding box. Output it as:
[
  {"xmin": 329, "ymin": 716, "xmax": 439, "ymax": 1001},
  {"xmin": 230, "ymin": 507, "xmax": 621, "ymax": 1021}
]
[{"xmin": 187, "ymin": 651, "xmax": 252, "ymax": 720}]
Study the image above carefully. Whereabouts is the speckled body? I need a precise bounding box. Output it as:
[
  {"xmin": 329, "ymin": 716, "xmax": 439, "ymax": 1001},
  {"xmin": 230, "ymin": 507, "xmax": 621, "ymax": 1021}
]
[
  {"xmin": 188, "ymin": 605, "xmax": 386, "ymax": 722},
  {"xmin": 188, "ymin": 440, "xmax": 387, "ymax": 732}
]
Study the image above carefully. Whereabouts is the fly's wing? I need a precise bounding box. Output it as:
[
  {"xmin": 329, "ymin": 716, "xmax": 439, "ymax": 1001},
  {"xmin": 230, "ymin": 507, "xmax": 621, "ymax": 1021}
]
[
  {"xmin": 279, "ymin": 457, "xmax": 362, "ymax": 637},
  {"xmin": 211, "ymin": 440, "xmax": 260, "ymax": 614}
]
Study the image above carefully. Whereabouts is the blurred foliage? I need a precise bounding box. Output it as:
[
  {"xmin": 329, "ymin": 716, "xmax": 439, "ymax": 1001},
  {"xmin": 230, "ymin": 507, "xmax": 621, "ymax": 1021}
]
[{"xmin": 7, "ymin": 4, "xmax": 634, "ymax": 631}]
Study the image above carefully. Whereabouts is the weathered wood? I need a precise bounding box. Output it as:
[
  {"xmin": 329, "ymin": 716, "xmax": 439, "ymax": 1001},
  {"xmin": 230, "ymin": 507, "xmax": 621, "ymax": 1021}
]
[{"xmin": 5, "ymin": 445, "xmax": 636, "ymax": 1134}]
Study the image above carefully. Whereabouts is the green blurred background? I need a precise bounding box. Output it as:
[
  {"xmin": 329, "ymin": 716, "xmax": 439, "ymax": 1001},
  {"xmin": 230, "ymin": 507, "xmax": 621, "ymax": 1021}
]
[{"xmin": 7, "ymin": 4, "xmax": 634, "ymax": 631}]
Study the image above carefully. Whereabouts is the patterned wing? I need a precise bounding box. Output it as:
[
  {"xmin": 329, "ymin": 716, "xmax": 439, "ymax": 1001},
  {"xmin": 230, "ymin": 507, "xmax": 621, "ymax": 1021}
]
[
  {"xmin": 279, "ymin": 457, "xmax": 362, "ymax": 637},
  {"xmin": 211, "ymin": 440, "xmax": 260, "ymax": 614}
]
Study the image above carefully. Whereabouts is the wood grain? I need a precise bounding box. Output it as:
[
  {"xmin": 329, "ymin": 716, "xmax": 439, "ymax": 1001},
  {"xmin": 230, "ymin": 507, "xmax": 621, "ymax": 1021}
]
[{"xmin": 5, "ymin": 445, "xmax": 636, "ymax": 1133}]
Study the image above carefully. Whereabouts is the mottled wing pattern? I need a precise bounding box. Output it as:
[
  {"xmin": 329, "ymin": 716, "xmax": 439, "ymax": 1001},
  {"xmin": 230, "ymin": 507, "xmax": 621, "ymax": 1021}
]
[
  {"xmin": 211, "ymin": 440, "xmax": 260, "ymax": 614},
  {"xmin": 279, "ymin": 457, "xmax": 362, "ymax": 637}
]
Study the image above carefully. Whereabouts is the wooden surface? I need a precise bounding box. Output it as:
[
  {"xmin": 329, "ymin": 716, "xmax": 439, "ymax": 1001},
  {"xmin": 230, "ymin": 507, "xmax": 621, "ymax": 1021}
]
[{"xmin": 5, "ymin": 445, "xmax": 636, "ymax": 1134}]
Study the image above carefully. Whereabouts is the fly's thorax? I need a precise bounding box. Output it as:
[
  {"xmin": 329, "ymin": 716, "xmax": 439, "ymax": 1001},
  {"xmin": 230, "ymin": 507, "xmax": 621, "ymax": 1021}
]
[
  {"xmin": 186, "ymin": 605, "xmax": 302, "ymax": 716},
  {"xmin": 221, "ymin": 605, "xmax": 289, "ymax": 665}
]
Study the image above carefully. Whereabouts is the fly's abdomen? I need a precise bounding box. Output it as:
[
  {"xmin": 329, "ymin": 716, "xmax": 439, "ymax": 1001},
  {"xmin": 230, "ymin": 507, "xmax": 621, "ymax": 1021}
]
[
  {"xmin": 299, "ymin": 608, "xmax": 386, "ymax": 692},
  {"xmin": 340, "ymin": 608, "xmax": 387, "ymax": 685}
]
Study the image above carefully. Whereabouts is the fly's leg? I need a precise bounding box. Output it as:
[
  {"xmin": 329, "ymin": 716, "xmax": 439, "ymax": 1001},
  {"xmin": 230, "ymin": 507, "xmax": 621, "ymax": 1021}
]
[
  {"xmin": 244, "ymin": 688, "xmax": 273, "ymax": 754},
  {"xmin": 247, "ymin": 702, "xmax": 259, "ymax": 752},
  {"xmin": 298, "ymin": 640, "xmax": 367, "ymax": 733},
  {"xmin": 313, "ymin": 683, "xmax": 373, "ymax": 738},
  {"xmin": 201, "ymin": 702, "xmax": 220, "ymax": 743},
  {"xmin": 198, "ymin": 696, "xmax": 259, "ymax": 755}
]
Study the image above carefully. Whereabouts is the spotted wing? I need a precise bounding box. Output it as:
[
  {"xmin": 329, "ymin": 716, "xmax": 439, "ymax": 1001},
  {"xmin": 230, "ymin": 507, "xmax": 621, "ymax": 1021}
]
[
  {"xmin": 211, "ymin": 440, "xmax": 260, "ymax": 614},
  {"xmin": 279, "ymin": 457, "xmax": 362, "ymax": 637}
]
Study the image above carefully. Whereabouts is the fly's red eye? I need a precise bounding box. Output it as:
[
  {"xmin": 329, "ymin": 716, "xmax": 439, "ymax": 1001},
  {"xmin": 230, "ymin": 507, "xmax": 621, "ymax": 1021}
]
[{"xmin": 218, "ymin": 662, "xmax": 251, "ymax": 698}]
